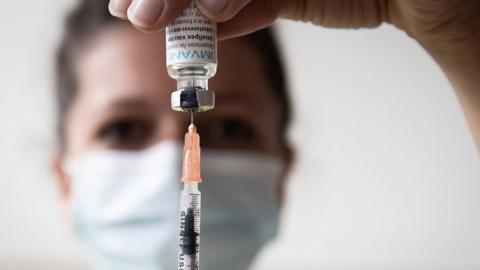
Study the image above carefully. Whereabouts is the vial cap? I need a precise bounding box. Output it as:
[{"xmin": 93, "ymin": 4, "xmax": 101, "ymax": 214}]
[{"xmin": 171, "ymin": 86, "xmax": 215, "ymax": 112}]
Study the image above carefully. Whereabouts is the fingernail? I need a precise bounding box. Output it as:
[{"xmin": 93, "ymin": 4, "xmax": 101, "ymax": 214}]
[
  {"xmin": 109, "ymin": 0, "xmax": 129, "ymax": 19},
  {"xmin": 196, "ymin": 0, "xmax": 228, "ymax": 18},
  {"xmin": 128, "ymin": 0, "xmax": 164, "ymax": 27}
]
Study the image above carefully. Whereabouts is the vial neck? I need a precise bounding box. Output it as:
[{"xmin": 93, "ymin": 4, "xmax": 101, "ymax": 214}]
[{"xmin": 177, "ymin": 77, "xmax": 208, "ymax": 90}]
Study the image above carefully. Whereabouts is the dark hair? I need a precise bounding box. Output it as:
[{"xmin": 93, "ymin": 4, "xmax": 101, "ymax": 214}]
[{"xmin": 56, "ymin": 0, "xmax": 291, "ymax": 149}]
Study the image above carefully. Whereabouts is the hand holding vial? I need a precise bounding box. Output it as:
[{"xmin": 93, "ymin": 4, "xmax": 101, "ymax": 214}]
[{"xmin": 109, "ymin": 0, "xmax": 480, "ymax": 148}]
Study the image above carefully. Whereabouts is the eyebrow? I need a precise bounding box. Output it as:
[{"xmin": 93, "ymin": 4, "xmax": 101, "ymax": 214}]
[
  {"xmin": 109, "ymin": 97, "xmax": 150, "ymax": 110},
  {"xmin": 215, "ymin": 90, "xmax": 264, "ymax": 109}
]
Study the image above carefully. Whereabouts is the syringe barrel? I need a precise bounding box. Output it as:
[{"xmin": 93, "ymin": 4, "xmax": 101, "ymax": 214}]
[{"xmin": 178, "ymin": 184, "xmax": 201, "ymax": 270}]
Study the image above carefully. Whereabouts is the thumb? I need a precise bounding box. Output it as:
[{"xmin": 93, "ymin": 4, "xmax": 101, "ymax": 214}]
[
  {"xmin": 212, "ymin": 0, "xmax": 284, "ymax": 39},
  {"xmin": 196, "ymin": 0, "xmax": 253, "ymax": 22},
  {"xmin": 109, "ymin": 0, "xmax": 190, "ymax": 32}
]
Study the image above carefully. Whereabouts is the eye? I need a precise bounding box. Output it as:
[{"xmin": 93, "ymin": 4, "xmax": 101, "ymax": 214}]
[
  {"xmin": 96, "ymin": 118, "xmax": 153, "ymax": 149},
  {"xmin": 212, "ymin": 118, "xmax": 256, "ymax": 143}
]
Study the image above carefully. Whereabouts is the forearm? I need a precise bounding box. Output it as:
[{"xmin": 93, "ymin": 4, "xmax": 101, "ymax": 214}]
[{"xmin": 420, "ymin": 33, "xmax": 480, "ymax": 151}]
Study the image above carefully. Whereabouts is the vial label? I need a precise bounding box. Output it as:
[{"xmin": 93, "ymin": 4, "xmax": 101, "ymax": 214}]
[{"xmin": 166, "ymin": 1, "xmax": 217, "ymax": 66}]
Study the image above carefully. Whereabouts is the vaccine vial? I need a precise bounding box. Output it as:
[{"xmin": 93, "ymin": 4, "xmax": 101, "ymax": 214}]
[{"xmin": 166, "ymin": 1, "xmax": 217, "ymax": 112}]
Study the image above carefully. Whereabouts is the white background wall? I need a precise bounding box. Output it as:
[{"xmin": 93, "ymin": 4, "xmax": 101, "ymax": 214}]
[{"xmin": 1, "ymin": 1, "xmax": 479, "ymax": 270}]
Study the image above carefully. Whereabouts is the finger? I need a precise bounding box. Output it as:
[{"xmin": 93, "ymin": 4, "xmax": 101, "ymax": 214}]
[
  {"xmin": 109, "ymin": 0, "xmax": 132, "ymax": 19},
  {"xmin": 216, "ymin": 0, "xmax": 284, "ymax": 39},
  {"xmin": 281, "ymin": 0, "xmax": 388, "ymax": 29},
  {"xmin": 127, "ymin": 0, "xmax": 189, "ymax": 32},
  {"xmin": 196, "ymin": 0, "xmax": 254, "ymax": 22}
]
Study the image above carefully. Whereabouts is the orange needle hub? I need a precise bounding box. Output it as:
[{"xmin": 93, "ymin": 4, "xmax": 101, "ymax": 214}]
[{"xmin": 181, "ymin": 124, "xmax": 202, "ymax": 183}]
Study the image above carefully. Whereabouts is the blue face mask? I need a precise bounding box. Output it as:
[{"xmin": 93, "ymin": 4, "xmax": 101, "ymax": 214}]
[{"xmin": 64, "ymin": 141, "xmax": 283, "ymax": 270}]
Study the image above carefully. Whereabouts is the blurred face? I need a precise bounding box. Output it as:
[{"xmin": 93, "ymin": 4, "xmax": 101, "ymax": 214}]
[
  {"xmin": 51, "ymin": 24, "xmax": 292, "ymax": 270},
  {"xmin": 68, "ymin": 26, "xmax": 285, "ymax": 157},
  {"xmin": 53, "ymin": 24, "xmax": 291, "ymax": 201}
]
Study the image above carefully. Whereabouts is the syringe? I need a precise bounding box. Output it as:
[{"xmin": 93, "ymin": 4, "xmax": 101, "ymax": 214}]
[
  {"xmin": 178, "ymin": 123, "xmax": 202, "ymax": 270},
  {"xmin": 167, "ymin": 2, "xmax": 216, "ymax": 269}
]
